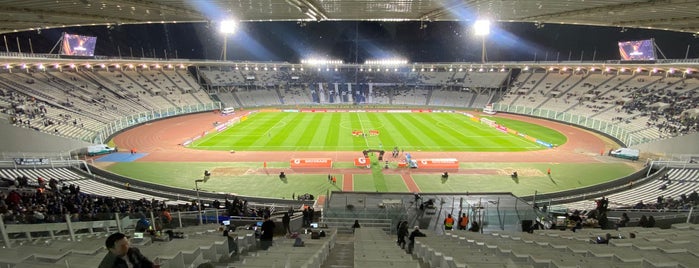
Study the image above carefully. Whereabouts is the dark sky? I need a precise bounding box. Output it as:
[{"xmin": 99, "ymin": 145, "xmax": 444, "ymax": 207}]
[{"xmin": 2, "ymin": 21, "xmax": 697, "ymax": 63}]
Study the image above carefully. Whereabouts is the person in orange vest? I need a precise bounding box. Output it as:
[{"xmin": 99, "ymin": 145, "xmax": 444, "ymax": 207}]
[
  {"xmin": 444, "ymin": 213, "xmax": 455, "ymax": 230},
  {"xmin": 458, "ymin": 213, "xmax": 469, "ymax": 230}
]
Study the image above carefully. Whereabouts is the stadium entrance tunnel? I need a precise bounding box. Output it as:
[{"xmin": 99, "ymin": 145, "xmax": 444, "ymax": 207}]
[{"xmin": 362, "ymin": 149, "xmax": 385, "ymax": 161}]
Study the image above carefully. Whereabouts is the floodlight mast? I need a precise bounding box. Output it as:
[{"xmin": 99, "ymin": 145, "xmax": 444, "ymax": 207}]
[
  {"xmin": 474, "ymin": 20, "xmax": 491, "ymax": 63},
  {"xmin": 220, "ymin": 20, "xmax": 238, "ymax": 61}
]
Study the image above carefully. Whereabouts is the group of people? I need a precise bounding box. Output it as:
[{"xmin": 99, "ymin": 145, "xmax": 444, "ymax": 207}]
[
  {"xmin": 443, "ymin": 213, "xmax": 478, "ymax": 232},
  {"xmin": 395, "ymin": 221, "xmax": 426, "ymax": 254}
]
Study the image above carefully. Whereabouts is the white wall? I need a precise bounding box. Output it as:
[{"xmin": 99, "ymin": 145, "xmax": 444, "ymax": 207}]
[
  {"xmin": 0, "ymin": 120, "xmax": 91, "ymax": 153},
  {"xmin": 635, "ymin": 132, "xmax": 699, "ymax": 155}
]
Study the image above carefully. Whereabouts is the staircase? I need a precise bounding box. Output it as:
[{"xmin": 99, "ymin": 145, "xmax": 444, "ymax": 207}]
[{"xmin": 321, "ymin": 234, "xmax": 354, "ymax": 268}]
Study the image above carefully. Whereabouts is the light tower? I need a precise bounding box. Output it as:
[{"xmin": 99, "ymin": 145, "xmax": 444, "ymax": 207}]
[
  {"xmin": 474, "ymin": 20, "xmax": 491, "ymax": 63},
  {"xmin": 220, "ymin": 20, "xmax": 238, "ymax": 61}
]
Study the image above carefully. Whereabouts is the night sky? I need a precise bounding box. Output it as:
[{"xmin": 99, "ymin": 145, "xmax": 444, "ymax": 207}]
[{"xmin": 2, "ymin": 21, "xmax": 697, "ymax": 63}]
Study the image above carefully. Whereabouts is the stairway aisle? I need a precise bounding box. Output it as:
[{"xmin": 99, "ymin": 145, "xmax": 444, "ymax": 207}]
[{"xmin": 321, "ymin": 233, "xmax": 354, "ymax": 268}]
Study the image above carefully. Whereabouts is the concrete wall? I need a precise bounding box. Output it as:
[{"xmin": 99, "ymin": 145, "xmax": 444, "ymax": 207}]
[
  {"xmin": 0, "ymin": 120, "xmax": 91, "ymax": 153},
  {"xmin": 635, "ymin": 132, "xmax": 699, "ymax": 156}
]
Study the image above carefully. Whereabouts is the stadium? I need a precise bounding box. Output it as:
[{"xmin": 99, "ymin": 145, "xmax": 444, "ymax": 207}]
[{"xmin": 0, "ymin": 1, "xmax": 698, "ymax": 267}]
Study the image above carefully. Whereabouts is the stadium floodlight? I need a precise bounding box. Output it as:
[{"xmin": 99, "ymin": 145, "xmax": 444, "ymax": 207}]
[
  {"xmin": 301, "ymin": 59, "xmax": 343, "ymax": 65},
  {"xmin": 219, "ymin": 20, "xmax": 238, "ymax": 34},
  {"xmin": 219, "ymin": 20, "xmax": 238, "ymax": 61},
  {"xmin": 474, "ymin": 19, "xmax": 491, "ymax": 64},
  {"xmin": 474, "ymin": 20, "xmax": 491, "ymax": 36},
  {"xmin": 364, "ymin": 59, "xmax": 408, "ymax": 65}
]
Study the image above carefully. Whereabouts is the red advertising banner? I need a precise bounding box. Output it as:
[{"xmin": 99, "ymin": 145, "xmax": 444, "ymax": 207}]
[
  {"xmin": 415, "ymin": 159, "xmax": 459, "ymax": 169},
  {"xmin": 354, "ymin": 157, "xmax": 371, "ymax": 167},
  {"xmin": 290, "ymin": 158, "xmax": 333, "ymax": 168}
]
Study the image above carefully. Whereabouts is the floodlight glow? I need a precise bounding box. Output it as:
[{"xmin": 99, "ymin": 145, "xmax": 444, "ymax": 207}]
[
  {"xmin": 219, "ymin": 20, "xmax": 238, "ymax": 34},
  {"xmin": 474, "ymin": 20, "xmax": 491, "ymax": 36},
  {"xmin": 301, "ymin": 59, "xmax": 343, "ymax": 65},
  {"xmin": 364, "ymin": 59, "xmax": 407, "ymax": 65}
]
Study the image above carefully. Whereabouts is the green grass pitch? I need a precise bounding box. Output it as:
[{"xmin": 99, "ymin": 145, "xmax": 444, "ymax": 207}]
[{"xmin": 190, "ymin": 112, "xmax": 566, "ymax": 152}]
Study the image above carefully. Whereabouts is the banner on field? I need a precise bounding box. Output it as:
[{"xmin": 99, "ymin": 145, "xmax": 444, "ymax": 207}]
[
  {"xmin": 290, "ymin": 158, "xmax": 333, "ymax": 168},
  {"xmin": 415, "ymin": 158, "xmax": 459, "ymax": 169},
  {"xmin": 354, "ymin": 157, "xmax": 371, "ymax": 167}
]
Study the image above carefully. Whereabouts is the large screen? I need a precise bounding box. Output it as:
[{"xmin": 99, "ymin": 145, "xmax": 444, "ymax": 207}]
[
  {"xmin": 61, "ymin": 33, "xmax": 97, "ymax": 56},
  {"xmin": 618, "ymin": 39, "xmax": 656, "ymax": 61}
]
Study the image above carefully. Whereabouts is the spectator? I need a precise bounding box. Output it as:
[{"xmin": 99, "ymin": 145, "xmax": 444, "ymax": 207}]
[
  {"xmin": 408, "ymin": 226, "xmax": 426, "ymax": 253},
  {"xmin": 443, "ymin": 213, "xmax": 454, "ymax": 230},
  {"xmin": 458, "ymin": 213, "xmax": 469, "ymax": 230},
  {"xmin": 638, "ymin": 215, "xmax": 648, "ymax": 227},
  {"xmin": 397, "ymin": 221, "xmax": 408, "ymax": 249},
  {"xmin": 99, "ymin": 232, "xmax": 155, "ymax": 268},
  {"xmin": 646, "ymin": 216, "xmax": 656, "ymax": 228},
  {"xmin": 282, "ymin": 212, "xmax": 291, "ymax": 235},
  {"xmin": 260, "ymin": 215, "xmax": 275, "ymax": 250},
  {"xmin": 617, "ymin": 213, "xmax": 630, "ymax": 229},
  {"xmin": 352, "ymin": 219, "xmax": 361, "ymax": 230}
]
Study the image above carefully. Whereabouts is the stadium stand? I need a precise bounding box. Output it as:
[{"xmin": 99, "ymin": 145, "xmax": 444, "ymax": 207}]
[{"xmin": 413, "ymin": 223, "xmax": 699, "ymax": 268}]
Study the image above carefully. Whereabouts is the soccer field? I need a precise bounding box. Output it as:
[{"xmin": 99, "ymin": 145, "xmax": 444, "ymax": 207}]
[{"xmin": 189, "ymin": 112, "xmax": 566, "ymax": 152}]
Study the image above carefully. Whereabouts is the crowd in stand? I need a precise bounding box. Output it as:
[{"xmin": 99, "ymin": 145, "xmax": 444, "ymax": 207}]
[
  {"xmin": 0, "ymin": 173, "xmax": 281, "ymax": 225},
  {"xmin": 620, "ymin": 79, "xmax": 699, "ymax": 137}
]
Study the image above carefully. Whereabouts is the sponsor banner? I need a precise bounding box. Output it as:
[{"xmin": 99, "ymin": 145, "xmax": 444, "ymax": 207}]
[
  {"xmin": 281, "ymin": 109, "xmax": 299, "ymax": 113},
  {"xmin": 470, "ymin": 117, "xmax": 480, "ymax": 122},
  {"xmin": 300, "ymin": 109, "xmax": 327, "ymax": 113},
  {"xmin": 215, "ymin": 123, "xmax": 229, "ymax": 132},
  {"xmin": 411, "ymin": 109, "xmax": 432, "ymax": 113},
  {"xmin": 14, "ymin": 158, "xmax": 49, "ymax": 166},
  {"xmin": 415, "ymin": 158, "xmax": 459, "ymax": 169},
  {"xmin": 536, "ymin": 140, "xmax": 553, "ymax": 148},
  {"xmin": 507, "ymin": 129, "xmax": 518, "ymax": 135},
  {"xmin": 496, "ymin": 125, "xmax": 508, "ymax": 132},
  {"xmin": 386, "ymin": 110, "xmax": 412, "ymax": 113},
  {"xmin": 182, "ymin": 140, "xmax": 192, "ymax": 146},
  {"xmin": 354, "ymin": 157, "xmax": 370, "ymax": 167},
  {"xmin": 290, "ymin": 158, "xmax": 333, "ymax": 168},
  {"xmin": 525, "ymin": 136, "xmax": 538, "ymax": 143}
]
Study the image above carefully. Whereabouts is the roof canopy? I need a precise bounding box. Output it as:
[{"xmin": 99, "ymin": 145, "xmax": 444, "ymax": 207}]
[{"xmin": 1, "ymin": 1, "xmax": 698, "ymax": 34}]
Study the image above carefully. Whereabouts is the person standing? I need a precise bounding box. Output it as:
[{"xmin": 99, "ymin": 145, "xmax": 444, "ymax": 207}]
[
  {"xmin": 260, "ymin": 215, "xmax": 276, "ymax": 250},
  {"xmin": 458, "ymin": 213, "xmax": 469, "ymax": 230},
  {"xmin": 397, "ymin": 221, "xmax": 409, "ymax": 249},
  {"xmin": 408, "ymin": 226, "xmax": 426, "ymax": 254},
  {"xmin": 444, "ymin": 214, "xmax": 454, "ymax": 230},
  {"xmin": 282, "ymin": 212, "xmax": 291, "ymax": 235},
  {"xmin": 99, "ymin": 232, "xmax": 156, "ymax": 268},
  {"xmin": 352, "ymin": 219, "xmax": 361, "ymax": 233}
]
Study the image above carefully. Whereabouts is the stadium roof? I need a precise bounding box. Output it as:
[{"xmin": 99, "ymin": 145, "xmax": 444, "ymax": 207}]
[{"xmin": 0, "ymin": 0, "xmax": 698, "ymax": 34}]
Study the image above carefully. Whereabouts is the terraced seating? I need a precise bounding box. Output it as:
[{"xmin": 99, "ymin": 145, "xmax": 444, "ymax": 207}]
[
  {"xmin": 0, "ymin": 167, "xmax": 166, "ymax": 201},
  {"xmin": 562, "ymin": 168, "xmax": 699, "ymax": 210},
  {"xmin": 354, "ymin": 228, "xmax": 420, "ymax": 268},
  {"xmin": 412, "ymin": 223, "xmax": 699, "ymax": 268},
  {"xmin": 238, "ymin": 228, "xmax": 337, "ymax": 268}
]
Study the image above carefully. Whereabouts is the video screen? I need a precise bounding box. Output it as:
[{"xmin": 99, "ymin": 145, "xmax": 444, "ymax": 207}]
[
  {"xmin": 61, "ymin": 33, "xmax": 97, "ymax": 56},
  {"xmin": 618, "ymin": 39, "xmax": 656, "ymax": 61}
]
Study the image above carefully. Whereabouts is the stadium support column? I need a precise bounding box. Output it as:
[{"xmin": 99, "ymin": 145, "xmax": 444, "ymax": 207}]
[
  {"xmin": 318, "ymin": 83, "xmax": 325, "ymax": 103},
  {"xmin": 347, "ymin": 83, "xmax": 353, "ymax": 103},
  {"xmin": 334, "ymin": 83, "xmax": 339, "ymax": 103},
  {"xmin": 368, "ymin": 83, "xmax": 373, "ymax": 103}
]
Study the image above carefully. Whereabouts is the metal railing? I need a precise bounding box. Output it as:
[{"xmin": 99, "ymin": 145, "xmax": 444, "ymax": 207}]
[
  {"xmin": 92, "ymin": 102, "xmax": 221, "ymax": 143},
  {"xmin": 493, "ymin": 103, "xmax": 645, "ymax": 146}
]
